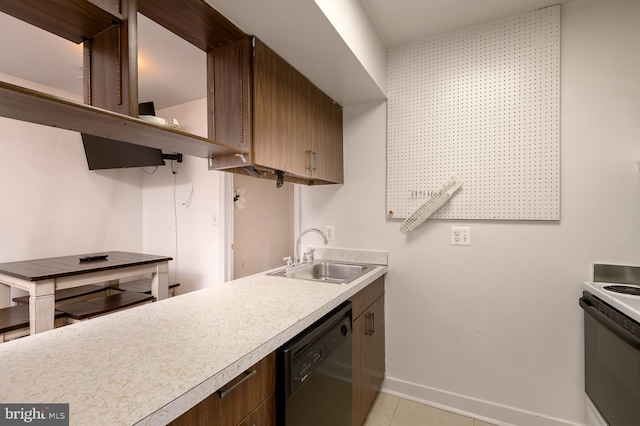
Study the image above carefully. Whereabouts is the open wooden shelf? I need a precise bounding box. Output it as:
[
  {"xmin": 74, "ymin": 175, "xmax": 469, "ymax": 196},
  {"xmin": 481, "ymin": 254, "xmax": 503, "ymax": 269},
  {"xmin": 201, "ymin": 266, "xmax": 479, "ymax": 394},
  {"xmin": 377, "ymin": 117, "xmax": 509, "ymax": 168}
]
[
  {"xmin": 138, "ymin": 0, "xmax": 246, "ymax": 51},
  {"xmin": 1, "ymin": 0, "xmax": 123, "ymax": 44},
  {"xmin": 0, "ymin": 81, "xmax": 245, "ymax": 159}
]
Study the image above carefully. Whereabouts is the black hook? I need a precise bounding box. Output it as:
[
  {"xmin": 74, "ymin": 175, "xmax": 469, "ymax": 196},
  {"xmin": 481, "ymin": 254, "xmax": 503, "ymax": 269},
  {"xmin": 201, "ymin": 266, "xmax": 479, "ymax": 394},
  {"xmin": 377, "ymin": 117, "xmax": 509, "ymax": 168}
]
[{"xmin": 275, "ymin": 170, "xmax": 285, "ymax": 188}]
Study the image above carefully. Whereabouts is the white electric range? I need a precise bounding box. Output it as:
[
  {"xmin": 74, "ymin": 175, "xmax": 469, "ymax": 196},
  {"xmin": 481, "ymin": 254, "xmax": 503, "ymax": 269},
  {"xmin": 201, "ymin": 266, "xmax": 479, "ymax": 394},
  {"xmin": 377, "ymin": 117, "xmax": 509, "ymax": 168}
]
[
  {"xmin": 581, "ymin": 264, "xmax": 640, "ymax": 426},
  {"xmin": 583, "ymin": 280, "xmax": 640, "ymax": 323}
]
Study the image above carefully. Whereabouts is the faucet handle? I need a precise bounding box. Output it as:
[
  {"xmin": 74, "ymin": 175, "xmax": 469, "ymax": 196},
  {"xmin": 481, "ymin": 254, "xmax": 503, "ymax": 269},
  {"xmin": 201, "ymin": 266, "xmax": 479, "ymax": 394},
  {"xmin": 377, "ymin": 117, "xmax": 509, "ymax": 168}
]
[
  {"xmin": 302, "ymin": 248, "xmax": 315, "ymax": 264},
  {"xmin": 283, "ymin": 256, "xmax": 293, "ymax": 270}
]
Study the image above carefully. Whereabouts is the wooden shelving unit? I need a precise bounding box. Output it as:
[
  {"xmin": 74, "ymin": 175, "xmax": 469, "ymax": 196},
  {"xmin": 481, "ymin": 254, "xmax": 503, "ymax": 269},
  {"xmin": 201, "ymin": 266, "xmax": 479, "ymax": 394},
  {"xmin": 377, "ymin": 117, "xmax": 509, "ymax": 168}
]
[
  {"xmin": 0, "ymin": 0, "xmax": 248, "ymax": 162},
  {"xmin": 1, "ymin": 0, "xmax": 343, "ymax": 183},
  {"xmin": 138, "ymin": 0, "xmax": 245, "ymax": 51},
  {"xmin": 1, "ymin": 0, "xmax": 123, "ymax": 44},
  {"xmin": 0, "ymin": 81, "xmax": 244, "ymax": 158}
]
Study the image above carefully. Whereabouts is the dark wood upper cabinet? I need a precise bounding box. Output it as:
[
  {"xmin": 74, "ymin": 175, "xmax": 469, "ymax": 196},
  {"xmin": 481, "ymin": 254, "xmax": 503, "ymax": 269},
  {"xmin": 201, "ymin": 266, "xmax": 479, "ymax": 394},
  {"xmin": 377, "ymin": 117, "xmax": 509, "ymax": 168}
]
[
  {"xmin": 208, "ymin": 37, "xmax": 252, "ymax": 152},
  {"xmin": 209, "ymin": 38, "xmax": 344, "ymax": 185},
  {"xmin": 307, "ymin": 81, "xmax": 344, "ymax": 183}
]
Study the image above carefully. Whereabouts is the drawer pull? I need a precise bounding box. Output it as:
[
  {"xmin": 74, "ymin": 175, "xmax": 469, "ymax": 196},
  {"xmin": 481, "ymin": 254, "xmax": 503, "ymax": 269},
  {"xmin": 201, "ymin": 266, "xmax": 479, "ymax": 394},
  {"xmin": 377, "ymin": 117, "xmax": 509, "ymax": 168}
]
[{"xmin": 218, "ymin": 369, "xmax": 258, "ymax": 399}]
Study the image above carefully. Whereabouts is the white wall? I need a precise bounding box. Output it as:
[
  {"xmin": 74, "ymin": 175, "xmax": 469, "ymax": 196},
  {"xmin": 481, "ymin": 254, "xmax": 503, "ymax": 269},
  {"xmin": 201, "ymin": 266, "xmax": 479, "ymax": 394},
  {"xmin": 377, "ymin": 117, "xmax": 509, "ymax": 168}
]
[
  {"xmin": 0, "ymin": 73, "xmax": 226, "ymax": 295},
  {"xmin": 299, "ymin": 0, "xmax": 640, "ymax": 424},
  {"xmin": 0, "ymin": 74, "xmax": 143, "ymax": 266},
  {"xmin": 141, "ymin": 99, "xmax": 227, "ymax": 294},
  {"xmin": 314, "ymin": 0, "xmax": 387, "ymax": 94}
]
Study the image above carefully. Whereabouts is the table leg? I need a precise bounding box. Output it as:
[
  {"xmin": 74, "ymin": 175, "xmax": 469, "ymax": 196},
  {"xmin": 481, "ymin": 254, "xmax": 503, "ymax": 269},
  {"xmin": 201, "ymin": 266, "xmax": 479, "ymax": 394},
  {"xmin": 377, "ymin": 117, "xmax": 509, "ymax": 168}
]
[
  {"xmin": 151, "ymin": 261, "xmax": 169, "ymax": 301},
  {"xmin": 105, "ymin": 279, "xmax": 119, "ymax": 295},
  {"xmin": 29, "ymin": 279, "xmax": 55, "ymax": 334},
  {"xmin": 0, "ymin": 283, "xmax": 10, "ymax": 309}
]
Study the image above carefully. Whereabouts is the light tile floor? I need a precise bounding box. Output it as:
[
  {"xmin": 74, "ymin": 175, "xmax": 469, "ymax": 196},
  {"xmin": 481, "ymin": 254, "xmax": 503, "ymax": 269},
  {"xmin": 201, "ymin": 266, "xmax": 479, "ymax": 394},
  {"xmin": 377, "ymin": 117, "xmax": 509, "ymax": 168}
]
[{"xmin": 363, "ymin": 392, "xmax": 495, "ymax": 426}]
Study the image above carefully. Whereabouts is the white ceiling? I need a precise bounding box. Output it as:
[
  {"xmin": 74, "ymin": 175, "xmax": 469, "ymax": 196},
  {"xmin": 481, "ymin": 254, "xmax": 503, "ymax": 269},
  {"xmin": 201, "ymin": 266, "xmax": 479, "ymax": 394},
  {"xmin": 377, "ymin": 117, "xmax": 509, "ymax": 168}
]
[
  {"xmin": 0, "ymin": 0, "xmax": 572, "ymax": 110},
  {"xmin": 362, "ymin": 0, "xmax": 570, "ymax": 47}
]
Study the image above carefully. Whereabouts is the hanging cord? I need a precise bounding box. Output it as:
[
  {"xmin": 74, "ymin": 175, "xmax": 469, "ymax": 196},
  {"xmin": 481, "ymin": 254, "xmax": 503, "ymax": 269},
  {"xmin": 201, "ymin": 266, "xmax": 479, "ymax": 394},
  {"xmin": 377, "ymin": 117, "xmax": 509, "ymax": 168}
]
[
  {"xmin": 170, "ymin": 159, "xmax": 194, "ymax": 207},
  {"xmin": 140, "ymin": 166, "xmax": 159, "ymax": 174},
  {"xmin": 170, "ymin": 160, "xmax": 194, "ymax": 285},
  {"xmin": 181, "ymin": 173, "xmax": 194, "ymax": 207},
  {"xmin": 172, "ymin": 166, "xmax": 179, "ymax": 285},
  {"xmin": 171, "ymin": 161, "xmax": 194, "ymax": 284}
]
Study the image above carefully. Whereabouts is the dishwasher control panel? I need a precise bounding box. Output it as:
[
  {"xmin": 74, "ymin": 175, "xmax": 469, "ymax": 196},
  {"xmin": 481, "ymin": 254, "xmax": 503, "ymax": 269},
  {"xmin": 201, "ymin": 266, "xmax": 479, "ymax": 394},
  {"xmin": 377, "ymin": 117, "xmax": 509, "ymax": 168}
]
[
  {"xmin": 279, "ymin": 302, "xmax": 352, "ymax": 396},
  {"xmin": 297, "ymin": 348, "xmax": 323, "ymax": 384}
]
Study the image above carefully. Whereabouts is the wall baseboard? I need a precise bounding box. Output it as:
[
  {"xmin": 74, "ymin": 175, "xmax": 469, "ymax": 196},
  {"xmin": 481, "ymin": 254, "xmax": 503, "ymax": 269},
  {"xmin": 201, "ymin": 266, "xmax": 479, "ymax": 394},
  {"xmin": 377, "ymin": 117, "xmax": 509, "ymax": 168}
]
[{"xmin": 381, "ymin": 377, "xmax": 585, "ymax": 426}]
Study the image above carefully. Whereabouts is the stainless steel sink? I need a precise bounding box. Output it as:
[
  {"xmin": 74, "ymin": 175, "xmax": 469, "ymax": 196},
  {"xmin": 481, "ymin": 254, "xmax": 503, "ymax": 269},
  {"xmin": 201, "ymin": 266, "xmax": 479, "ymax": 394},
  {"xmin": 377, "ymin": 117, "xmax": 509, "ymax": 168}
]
[{"xmin": 268, "ymin": 261, "xmax": 374, "ymax": 284}]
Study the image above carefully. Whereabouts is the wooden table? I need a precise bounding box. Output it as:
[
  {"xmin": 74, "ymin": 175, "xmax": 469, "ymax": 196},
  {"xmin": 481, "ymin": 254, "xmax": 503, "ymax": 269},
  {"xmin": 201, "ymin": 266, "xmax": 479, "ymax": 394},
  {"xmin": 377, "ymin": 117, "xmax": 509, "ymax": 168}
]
[{"xmin": 0, "ymin": 251, "xmax": 172, "ymax": 335}]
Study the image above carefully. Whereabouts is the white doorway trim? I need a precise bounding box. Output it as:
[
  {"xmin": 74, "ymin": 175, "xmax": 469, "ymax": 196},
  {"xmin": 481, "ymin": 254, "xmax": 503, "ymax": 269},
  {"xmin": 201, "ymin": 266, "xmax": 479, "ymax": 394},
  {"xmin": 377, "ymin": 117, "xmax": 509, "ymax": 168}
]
[{"xmin": 221, "ymin": 172, "xmax": 234, "ymax": 282}]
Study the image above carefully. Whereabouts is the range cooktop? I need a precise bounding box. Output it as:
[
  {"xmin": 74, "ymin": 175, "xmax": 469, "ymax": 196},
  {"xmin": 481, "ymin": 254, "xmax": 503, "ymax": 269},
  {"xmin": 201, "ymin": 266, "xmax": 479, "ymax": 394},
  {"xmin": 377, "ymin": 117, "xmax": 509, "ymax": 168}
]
[
  {"xmin": 584, "ymin": 281, "xmax": 640, "ymax": 323},
  {"xmin": 603, "ymin": 285, "xmax": 640, "ymax": 296}
]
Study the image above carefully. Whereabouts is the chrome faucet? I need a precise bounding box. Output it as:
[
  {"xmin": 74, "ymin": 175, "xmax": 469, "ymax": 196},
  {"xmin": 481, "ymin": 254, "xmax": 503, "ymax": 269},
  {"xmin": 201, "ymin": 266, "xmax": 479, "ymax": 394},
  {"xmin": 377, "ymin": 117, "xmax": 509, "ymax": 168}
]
[{"xmin": 295, "ymin": 228, "xmax": 328, "ymax": 264}]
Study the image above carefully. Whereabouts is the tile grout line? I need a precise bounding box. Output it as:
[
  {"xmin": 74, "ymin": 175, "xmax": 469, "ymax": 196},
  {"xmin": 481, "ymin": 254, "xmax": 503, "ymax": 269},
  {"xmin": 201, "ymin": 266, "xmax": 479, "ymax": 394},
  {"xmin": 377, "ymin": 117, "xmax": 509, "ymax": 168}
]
[{"xmin": 388, "ymin": 396, "xmax": 401, "ymax": 426}]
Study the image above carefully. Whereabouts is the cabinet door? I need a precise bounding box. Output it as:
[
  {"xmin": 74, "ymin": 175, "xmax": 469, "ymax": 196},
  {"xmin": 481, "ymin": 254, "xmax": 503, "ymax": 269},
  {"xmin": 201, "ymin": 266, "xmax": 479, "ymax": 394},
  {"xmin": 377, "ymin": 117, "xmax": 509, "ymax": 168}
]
[
  {"xmin": 353, "ymin": 306, "xmax": 372, "ymax": 426},
  {"xmin": 309, "ymin": 85, "xmax": 344, "ymax": 184},
  {"xmin": 253, "ymin": 39, "xmax": 310, "ymax": 177},
  {"xmin": 351, "ymin": 277, "xmax": 384, "ymax": 319},
  {"xmin": 367, "ymin": 296, "xmax": 386, "ymax": 406},
  {"xmin": 238, "ymin": 394, "xmax": 275, "ymax": 426},
  {"xmin": 352, "ymin": 295, "xmax": 385, "ymax": 426},
  {"xmin": 169, "ymin": 353, "xmax": 275, "ymax": 426},
  {"xmin": 208, "ymin": 37, "xmax": 252, "ymax": 151}
]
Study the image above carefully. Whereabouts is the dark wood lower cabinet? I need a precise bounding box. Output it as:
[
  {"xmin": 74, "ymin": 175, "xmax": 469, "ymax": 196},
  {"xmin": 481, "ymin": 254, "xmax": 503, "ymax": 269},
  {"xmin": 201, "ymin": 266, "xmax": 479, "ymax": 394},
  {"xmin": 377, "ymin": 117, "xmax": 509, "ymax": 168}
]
[
  {"xmin": 169, "ymin": 275, "xmax": 385, "ymax": 426},
  {"xmin": 351, "ymin": 277, "xmax": 386, "ymax": 426},
  {"xmin": 238, "ymin": 395, "xmax": 275, "ymax": 426},
  {"xmin": 169, "ymin": 353, "xmax": 275, "ymax": 426}
]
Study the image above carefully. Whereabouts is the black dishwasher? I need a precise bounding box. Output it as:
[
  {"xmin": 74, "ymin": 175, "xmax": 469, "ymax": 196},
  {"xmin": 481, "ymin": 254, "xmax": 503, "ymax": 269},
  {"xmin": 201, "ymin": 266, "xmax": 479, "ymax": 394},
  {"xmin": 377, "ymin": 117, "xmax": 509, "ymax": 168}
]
[{"xmin": 276, "ymin": 301, "xmax": 353, "ymax": 426}]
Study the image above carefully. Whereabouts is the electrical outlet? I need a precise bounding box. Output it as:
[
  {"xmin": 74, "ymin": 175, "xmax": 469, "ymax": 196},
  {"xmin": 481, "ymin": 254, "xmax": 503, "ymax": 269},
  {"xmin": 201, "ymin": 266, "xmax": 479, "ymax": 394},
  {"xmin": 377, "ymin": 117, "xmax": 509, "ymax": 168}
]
[
  {"xmin": 451, "ymin": 226, "xmax": 471, "ymax": 245},
  {"xmin": 325, "ymin": 225, "xmax": 335, "ymax": 241}
]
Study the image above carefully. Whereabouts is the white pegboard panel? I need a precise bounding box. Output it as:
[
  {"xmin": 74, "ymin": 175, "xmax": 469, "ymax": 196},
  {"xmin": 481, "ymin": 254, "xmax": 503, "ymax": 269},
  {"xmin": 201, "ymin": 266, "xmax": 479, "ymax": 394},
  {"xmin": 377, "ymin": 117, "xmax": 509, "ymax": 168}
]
[{"xmin": 386, "ymin": 6, "xmax": 560, "ymax": 220}]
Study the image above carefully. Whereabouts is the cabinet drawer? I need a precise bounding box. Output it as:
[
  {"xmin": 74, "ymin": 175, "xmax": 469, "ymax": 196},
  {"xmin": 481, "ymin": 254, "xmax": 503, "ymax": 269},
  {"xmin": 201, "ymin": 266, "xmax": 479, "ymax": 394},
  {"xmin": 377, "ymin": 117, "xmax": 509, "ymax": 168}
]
[
  {"xmin": 170, "ymin": 352, "xmax": 275, "ymax": 426},
  {"xmin": 350, "ymin": 276, "xmax": 384, "ymax": 319},
  {"xmin": 238, "ymin": 394, "xmax": 275, "ymax": 426},
  {"xmin": 353, "ymin": 295, "xmax": 385, "ymax": 426}
]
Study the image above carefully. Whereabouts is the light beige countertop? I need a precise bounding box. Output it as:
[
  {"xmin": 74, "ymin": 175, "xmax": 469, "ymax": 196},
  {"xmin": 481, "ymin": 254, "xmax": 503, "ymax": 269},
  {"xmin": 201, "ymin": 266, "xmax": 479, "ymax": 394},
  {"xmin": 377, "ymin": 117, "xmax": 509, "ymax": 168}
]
[{"xmin": 0, "ymin": 249, "xmax": 387, "ymax": 425}]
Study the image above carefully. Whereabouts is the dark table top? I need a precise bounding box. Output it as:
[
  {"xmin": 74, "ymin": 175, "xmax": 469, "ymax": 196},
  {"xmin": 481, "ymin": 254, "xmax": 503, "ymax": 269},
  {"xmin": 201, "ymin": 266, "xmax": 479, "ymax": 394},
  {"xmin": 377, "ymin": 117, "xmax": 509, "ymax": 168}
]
[{"xmin": 0, "ymin": 251, "xmax": 173, "ymax": 281}]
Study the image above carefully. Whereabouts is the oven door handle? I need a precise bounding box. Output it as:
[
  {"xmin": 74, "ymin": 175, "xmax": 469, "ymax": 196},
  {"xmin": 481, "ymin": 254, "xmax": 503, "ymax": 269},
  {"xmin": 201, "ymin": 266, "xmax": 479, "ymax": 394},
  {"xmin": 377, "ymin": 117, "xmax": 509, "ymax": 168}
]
[{"xmin": 580, "ymin": 297, "xmax": 640, "ymax": 350}]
